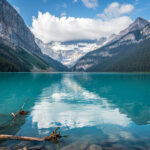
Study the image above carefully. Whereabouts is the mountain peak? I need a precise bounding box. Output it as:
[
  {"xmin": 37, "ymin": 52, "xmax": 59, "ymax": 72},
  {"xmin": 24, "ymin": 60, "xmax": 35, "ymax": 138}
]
[
  {"xmin": 119, "ymin": 17, "xmax": 149, "ymax": 36},
  {"xmin": 135, "ymin": 17, "xmax": 148, "ymax": 21},
  {"xmin": 134, "ymin": 17, "xmax": 149, "ymax": 27},
  {"xmin": 128, "ymin": 17, "xmax": 149, "ymax": 32}
]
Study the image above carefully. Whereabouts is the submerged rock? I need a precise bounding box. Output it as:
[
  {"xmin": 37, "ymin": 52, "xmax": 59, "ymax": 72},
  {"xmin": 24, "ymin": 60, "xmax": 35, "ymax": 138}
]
[
  {"xmin": 111, "ymin": 143, "xmax": 127, "ymax": 150},
  {"xmin": 28, "ymin": 145, "xmax": 44, "ymax": 150},
  {"xmin": 0, "ymin": 147, "xmax": 11, "ymax": 150},
  {"xmin": 60, "ymin": 141, "xmax": 89, "ymax": 150},
  {"xmin": 88, "ymin": 144, "xmax": 102, "ymax": 150},
  {"xmin": 23, "ymin": 147, "xmax": 28, "ymax": 150},
  {"xmin": 100, "ymin": 140, "xmax": 116, "ymax": 147},
  {"xmin": 44, "ymin": 145, "xmax": 54, "ymax": 150}
]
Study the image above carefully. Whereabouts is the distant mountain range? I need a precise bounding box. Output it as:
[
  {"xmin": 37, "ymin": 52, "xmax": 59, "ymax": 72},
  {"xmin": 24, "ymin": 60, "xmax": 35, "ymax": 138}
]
[
  {"xmin": 0, "ymin": 0, "xmax": 150, "ymax": 72},
  {"xmin": 0, "ymin": 0, "xmax": 68, "ymax": 72},
  {"xmin": 35, "ymin": 38, "xmax": 111, "ymax": 68},
  {"xmin": 72, "ymin": 17, "xmax": 150, "ymax": 72}
]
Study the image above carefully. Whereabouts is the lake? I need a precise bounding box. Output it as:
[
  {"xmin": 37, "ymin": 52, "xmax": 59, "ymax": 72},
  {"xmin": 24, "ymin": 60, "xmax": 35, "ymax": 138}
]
[{"xmin": 0, "ymin": 73, "xmax": 150, "ymax": 150}]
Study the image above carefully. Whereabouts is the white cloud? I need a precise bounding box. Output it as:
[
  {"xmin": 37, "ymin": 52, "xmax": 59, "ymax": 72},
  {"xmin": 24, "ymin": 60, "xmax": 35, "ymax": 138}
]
[
  {"xmin": 31, "ymin": 11, "xmax": 132, "ymax": 43},
  {"xmin": 31, "ymin": 2, "xmax": 134, "ymax": 43},
  {"xmin": 97, "ymin": 2, "xmax": 134, "ymax": 19},
  {"xmin": 81, "ymin": 0, "xmax": 98, "ymax": 8}
]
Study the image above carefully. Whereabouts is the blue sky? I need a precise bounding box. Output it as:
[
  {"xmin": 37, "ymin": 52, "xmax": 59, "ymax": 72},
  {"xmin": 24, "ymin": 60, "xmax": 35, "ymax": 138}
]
[
  {"xmin": 7, "ymin": 0, "xmax": 150, "ymax": 42},
  {"xmin": 7, "ymin": 0, "xmax": 150, "ymax": 26}
]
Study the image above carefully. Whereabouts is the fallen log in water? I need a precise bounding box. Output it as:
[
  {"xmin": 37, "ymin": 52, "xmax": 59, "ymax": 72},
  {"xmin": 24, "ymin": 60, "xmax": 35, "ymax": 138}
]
[
  {"xmin": 0, "ymin": 135, "xmax": 44, "ymax": 141},
  {"xmin": 0, "ymin": 127, "xmax": 63, "ymax": 142}
]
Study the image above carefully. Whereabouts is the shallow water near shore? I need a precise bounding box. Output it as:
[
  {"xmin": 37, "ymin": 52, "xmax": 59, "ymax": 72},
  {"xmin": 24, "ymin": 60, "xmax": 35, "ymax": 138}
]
[{"xmin": 0, "ymin": 73, "xmax": 150, "ymax": 150}]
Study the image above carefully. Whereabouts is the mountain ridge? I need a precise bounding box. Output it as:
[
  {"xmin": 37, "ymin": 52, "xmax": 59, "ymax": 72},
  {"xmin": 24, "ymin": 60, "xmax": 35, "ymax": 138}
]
[{"xmin": 72, "ymin": 17, "xmax": 150, "ymax": 72}]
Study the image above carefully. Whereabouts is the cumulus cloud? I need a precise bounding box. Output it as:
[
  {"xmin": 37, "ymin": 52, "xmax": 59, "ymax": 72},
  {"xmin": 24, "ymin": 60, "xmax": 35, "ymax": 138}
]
[
  {"xmin": 31, "ymin": 13, "xmax": 132, "ymax": 43},
  {"xmin": 31, "ymin": 2, "xmax": 134, "ymax": 43},
  {"xmin": 81, "ymin": 0, "xmax": 98, "ymax": 8},
  {"xmin": 97, "ymin": 2, "xmax": 134, "ymax": 19}
]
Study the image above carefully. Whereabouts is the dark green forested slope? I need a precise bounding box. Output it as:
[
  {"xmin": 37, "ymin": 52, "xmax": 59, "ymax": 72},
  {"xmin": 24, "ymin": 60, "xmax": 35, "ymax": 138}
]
[
  {"xmin": 42, "ymin": 54, "xmax": 69, "ymax": 72},
  {"xmin": 0, "ymin": 43, "xmax": 54, "ymax": 72},
  {"xmin": 86, "ymin": 38, "xmax": 150, "ymax": 72}
]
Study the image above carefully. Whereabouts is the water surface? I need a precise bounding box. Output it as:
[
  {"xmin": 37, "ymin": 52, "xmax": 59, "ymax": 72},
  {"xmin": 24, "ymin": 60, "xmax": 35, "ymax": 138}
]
[{"xmin": 0, "ymin": 73, "xmax": 150, "ymax": 149}]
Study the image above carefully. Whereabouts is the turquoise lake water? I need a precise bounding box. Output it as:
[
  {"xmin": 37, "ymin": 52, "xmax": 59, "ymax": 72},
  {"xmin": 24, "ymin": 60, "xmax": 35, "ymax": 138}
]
[{"xmin": 0, "ymin": 73, "xmax": 150, "ymax": 149}]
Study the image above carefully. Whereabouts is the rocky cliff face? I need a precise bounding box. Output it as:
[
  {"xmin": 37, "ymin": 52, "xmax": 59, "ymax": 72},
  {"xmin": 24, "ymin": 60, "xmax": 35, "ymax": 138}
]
[
  {"xmin": 119, "ymin": 17, "xmax": 149, "ymax": 36},
  {"xmin": 0, "ymin": 0, "xmax": 41, "ymax": 54},
  {"xmin": 0, "ymin": 0, "xmax": 68, "ymax": 72}
]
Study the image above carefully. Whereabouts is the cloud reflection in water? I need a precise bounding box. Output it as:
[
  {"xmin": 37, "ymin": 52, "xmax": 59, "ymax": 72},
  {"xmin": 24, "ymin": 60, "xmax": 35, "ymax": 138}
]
[{"xmin": 31, "ymin": 76, "xmax": 131, "ymax": 130}]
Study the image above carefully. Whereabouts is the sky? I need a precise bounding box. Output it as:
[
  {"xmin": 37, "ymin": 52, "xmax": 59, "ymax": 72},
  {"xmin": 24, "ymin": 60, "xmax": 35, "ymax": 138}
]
[{"xmin": 7, "ymin": 0, "xmax": 150, "ymax": 43}]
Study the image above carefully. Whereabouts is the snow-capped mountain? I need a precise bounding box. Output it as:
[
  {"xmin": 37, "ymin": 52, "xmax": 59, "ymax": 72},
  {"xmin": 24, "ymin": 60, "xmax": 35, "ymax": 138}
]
[
  {"xmin": 73, "ymin": 17, "xmax": 150, "ymax": 72},
  {"xmin": 120, "ymin": 17, "xmax": 149, "ymax": 36},
  {"xmin": 110, "ymin": 17, "xmax": 150, "ymax": 44},
  {"xmin": 35, "ymin": 38, "xmax": 111, "ymax": 68}
]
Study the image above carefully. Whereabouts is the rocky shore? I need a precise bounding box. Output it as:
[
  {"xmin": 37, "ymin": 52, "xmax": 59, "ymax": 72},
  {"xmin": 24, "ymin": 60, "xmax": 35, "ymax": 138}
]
[{"xmin": 0, "ymin": 139, "xmax": 149, "ymax": 150}]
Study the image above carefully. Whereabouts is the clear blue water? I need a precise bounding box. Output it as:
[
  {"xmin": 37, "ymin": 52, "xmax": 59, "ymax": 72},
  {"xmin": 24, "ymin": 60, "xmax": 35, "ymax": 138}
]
[{"xmin": 0, "ymin": 73, "xmax": 150, "ymax": 149}]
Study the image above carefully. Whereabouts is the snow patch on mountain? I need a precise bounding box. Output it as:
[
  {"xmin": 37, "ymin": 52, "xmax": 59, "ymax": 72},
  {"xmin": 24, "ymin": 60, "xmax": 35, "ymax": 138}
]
[
  {"xmin": 110, "ymin": 17, "xmax": 150, "ymax": 43},
  {"xmin": 36, "ymin": 38, "xmax": 110, "ymax": 68}
]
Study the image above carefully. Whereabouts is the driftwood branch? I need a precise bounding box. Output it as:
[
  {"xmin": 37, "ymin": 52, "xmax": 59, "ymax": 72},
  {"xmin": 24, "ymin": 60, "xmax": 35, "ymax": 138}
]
[
  {"xmin": 11, "ymin": 99, "xmax": 28, "ymax": 119},
  {"xmin": 20, "ymin": 99, "xmax": 28, "ymax": 111},
  {"xmin": 0, "ymin": 127, "xmax": 62, "ymax": 142}
]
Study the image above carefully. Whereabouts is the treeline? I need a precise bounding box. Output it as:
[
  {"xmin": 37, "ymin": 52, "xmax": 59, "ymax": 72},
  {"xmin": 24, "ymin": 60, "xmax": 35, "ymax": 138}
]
[
  {"xmin": 0, "ymin": 43, "xmax": 50, "ymax": 72},
  {"xmin": 84, "ymin": 38, "xmax": 150, "ymax": 72}
]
